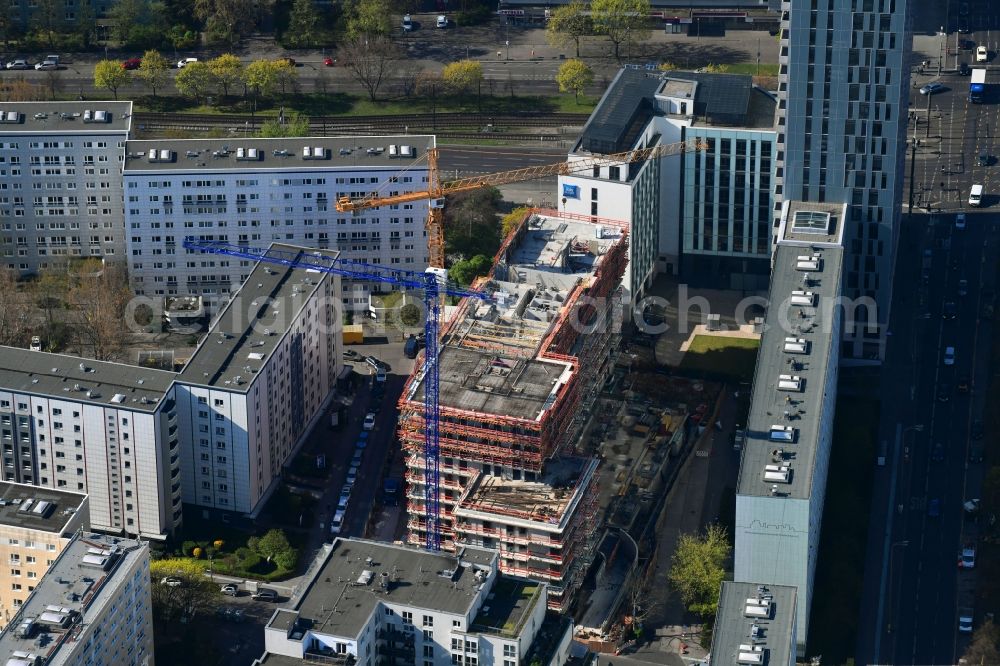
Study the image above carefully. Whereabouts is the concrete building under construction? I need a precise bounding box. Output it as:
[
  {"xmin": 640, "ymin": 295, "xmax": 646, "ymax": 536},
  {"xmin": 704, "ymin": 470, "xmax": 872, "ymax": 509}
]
[{"xmin": 399, "ymin": 209, "xmax": 629, "ymax": 613}]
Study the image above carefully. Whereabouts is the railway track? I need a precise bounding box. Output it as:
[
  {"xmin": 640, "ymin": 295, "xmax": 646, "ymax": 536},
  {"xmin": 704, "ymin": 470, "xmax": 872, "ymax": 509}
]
[{"xmin": 132, "ymin": 111, "xmax": 588, "ymax": 133}]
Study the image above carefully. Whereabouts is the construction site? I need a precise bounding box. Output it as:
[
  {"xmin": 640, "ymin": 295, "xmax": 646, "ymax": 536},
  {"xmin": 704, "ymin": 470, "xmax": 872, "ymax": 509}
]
[{"xmin": 398, "ymin": 208, "xmax": 629, "ymax": 611}]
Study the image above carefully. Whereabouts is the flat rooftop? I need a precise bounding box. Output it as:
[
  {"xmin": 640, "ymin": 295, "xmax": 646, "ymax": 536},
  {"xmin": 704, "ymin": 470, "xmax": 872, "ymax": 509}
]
[
  {"xmin": 285, "ymin": 538, "xmax": 497, "ymax": 640},
  {"xmin": 0, "ymin": 101, "xmax": 133, "ymax": 133},
  {"xmin": 407, "ymin": 213, "xmax": 624, "ymax": 419},
  {"xmin": 0, "ymin": 347, "xmax": 174, "ymax": 413},
  {"xmin": 455, "ymin": 457, "xmax": 598, "ymax": 530},
  {"xmin": 124, "ymin": 135, "xmax": 435, "ymax": 172},
  {"xmin": 470, "ymin": 577, "xmax": 542, "ymax": 638},
  {"xmin": 737, "ymin": 209, "xmax": 844, "ymax": 500},
  {"xmin": 779, "ymin": 200, "xmax": 848, "ymax": 246},
  {"xmin": 0, "ymin": 532, "xmax": 146, "ymax": 660},
  {"xmin": 710, "ymin": 582, "xmax": 796, "ymax": 666},
  {"xmin": 0, "ymin": 483, "xmax": 86, "ymax": 535},
  {"xmin": 177, "ymin": 243, "xmax": 338, "ymax": 391}
]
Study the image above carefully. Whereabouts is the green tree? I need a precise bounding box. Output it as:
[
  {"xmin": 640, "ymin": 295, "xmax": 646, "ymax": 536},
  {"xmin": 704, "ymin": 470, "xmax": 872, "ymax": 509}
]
[
  {"xmin": 175, "ymin": 60, "xmax": 214, "ymax": 102},
  {"xmin": 545, "ymin": 1, "xmax": 591, "ymax": 58},
  {"xmin": 251, "ymin": 529, "xmax": 292, "ymax": 563},
  {"xmin": 448, "ymin": 255, "xmax": 493, "ymax": 286},
  {"xmin": 274, "ymin": 548, "xmax": 298, "ymax": 571},
  {"xmin": 149, "ymin": 559, "xmax": 218, "ymax": 622},
  {"xmin": 208, "ymin": 53, "xmax": 243, "ymax": 97},
  {"xmin": 399, "ymin": 303, "xmax": 421, "ymax": 327},
  {"xmin": 94, "ymin": 60, "xmax": 130, "ymax": 100},
  {"xmin": 259, "ymin": 112, "xmax": 309, "ymax": 137},
  {"xmin": 31, "ymin": 0, "xmax": 62, "ymax": 49},
  {"xmin": 668, "ymin": 524, "xmax": 730, "ymax": 618},
  {"xmin": 591, "ymin": 0, "xmax": 652, "ymax": 62},
  {"xmin": 442, "ymin": 59, "xmax": 483, "ymax": 93},
  {"xmin": 73, "ymin": 0, "xmax": 98, "ymax": 49},
  {"xmin": 962, "ymin": 619, "xmax": 1000, "ymax": 666},
  {"xmin": 443, "ymin": 187, "xmax": 502, "ymax": 260},
  {"xmin": 194, "ymin": 0, "xmax": 254, "ymax": 47},
  {"xmin": 658, "ymin": 61, "xmax": 678, "ymax": 71},
  {"xmin": 167, "ymin": 24, "xmax": 198, "ymax": 50},
  {"xmin": 137, "ymin": 50, "xmax": 171, "ymax": 96},
  {"xmin": 109, "ymin": 0, "xmax": 142, "ymax": 43},
  {"xmin": 284, "ymin": 0, "xmax": 320, "ymax": 47},
  {"xmin": 501, "ymin": 206, "xmax": 530, "ymax": 238},
  {"xmin": 556, "ymin": 58, "xmax": 593, "ymax": 102},
  {"xmin": 345, "ymin": 0, "xmax": 392, "ymax": 38}
]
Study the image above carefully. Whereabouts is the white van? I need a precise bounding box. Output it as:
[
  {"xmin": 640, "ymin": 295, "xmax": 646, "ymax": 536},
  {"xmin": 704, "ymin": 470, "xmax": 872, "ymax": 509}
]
[{"xmin": 969, "ymin": 184, "xmax": 983, "ymax": 206}]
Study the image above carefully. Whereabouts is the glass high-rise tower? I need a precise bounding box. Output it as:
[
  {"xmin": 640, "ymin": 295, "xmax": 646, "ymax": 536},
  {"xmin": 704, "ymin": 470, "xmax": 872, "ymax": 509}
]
[{"xmin": 773, "ymin": 0, "xmax": 911, "ymax": 360}]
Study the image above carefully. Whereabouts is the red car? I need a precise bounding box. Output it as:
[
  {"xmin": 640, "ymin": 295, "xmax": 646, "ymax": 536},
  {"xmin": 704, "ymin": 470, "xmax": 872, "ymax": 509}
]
[
  {"xmin": 323, "ymin": 57, "xmax": 336, "ymax": 67},
  {"xmin": 122, "ymin": 58, "xmax": 141, "ymax": 70}
]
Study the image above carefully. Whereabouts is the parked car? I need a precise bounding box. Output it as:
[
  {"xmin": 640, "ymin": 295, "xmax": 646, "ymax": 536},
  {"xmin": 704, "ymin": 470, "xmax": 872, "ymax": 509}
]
[
  {"xmin": 956, "ymin": 213, "xmax": 966, "ymax": 229},
  {"xmin": 959, "ymin": 607, "xmax": 974, "ymax": 633},
  {"xmin": 330, "ymin": 509, "xmax": 345, "ymax": 535},
  {"xmin": 376, "ymin": 368, "xmax": 387, "ymax": 383},
  {"xmin": 363, "ymin": 412, "xmax": 376, "ymax": 431},
  {"xmin": 34, "ymin": 59, "xmax": 58, "ymax": 70},
  {"xmin": 160, "ymin": 577, "xmax": 183, "ymax": 587},
  {"xmin": 919, "ymin": 82, "xmax": 944, "ymax": 95},
  {"xmin": 6, "ymin": 59, "xmax": 29, "ymax": 70},
  {"xmin": 351, "ymin": 449, "xmax": 363, "ymax": 467},
  {"xmin": 402, "ymin": 14, "xmax": 413, "ymax": 31},
  {"xmin": 177, "ymin": 57, "xmax": 198, "ymax": 69},
  {"xmin": 436, "ymin": 14, "xmax": 448, "ymax": 28},
  {"xmin": 323, "ymin": 57, "xmax": 335, "ymax": 66},
  {"xmin": 978, "ymin": 152, "xmax": 991, "ymax": 167},
  {"xmin": 122, "ymin": 58, "xmax": 141, "ymax": 70},
  {"xmin": 29, "ymin": 336, "xmax": 42, "ymax": 351},
  {"xmin": 251, "ymin": 588, "xmax": 278, "ymax": 602},
  {"xmin": 343, "ymin": 349, "xmax": 362, "ymax": 361},
  {"xmin": 346, "ymin": 466, "xmax": 358, "ymax": 486},
  {"xmin": 220, "ymin": 583, "xmax": 239, "ymax": 596},
  {"xmin": 944, "ymin": 346, "xmax": 955, "ymax": 365}
]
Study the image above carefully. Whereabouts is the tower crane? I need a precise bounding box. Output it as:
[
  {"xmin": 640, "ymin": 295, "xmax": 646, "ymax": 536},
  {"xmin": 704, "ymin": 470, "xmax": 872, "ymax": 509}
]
[
  {"xmin": 181, "ymin": 240, "xmax": 490, "ymax": 551},
  {"xmin": 336, "ymin": 137, "xmax": 705, "ymax": 268},
  {"xmin": 184, "ymin": 137, "xmax": 704, "ymax": 550}
]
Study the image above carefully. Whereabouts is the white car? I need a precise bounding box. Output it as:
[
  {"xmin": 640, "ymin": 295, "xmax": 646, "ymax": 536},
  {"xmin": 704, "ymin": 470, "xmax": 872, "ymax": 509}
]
[
  {"xmin": 177, "ymin": 57, "xmax": 198, "ymax": 69},
  {"xmin": 34, "ymin": 60, "xmax": 58, "ymax": 70},
  {"xmin": 436, "ymin": 14, "xmax": 448, "ymax": 28},
  {"xmin": 955, "ymin": 213, "xmax": 966, "ymax": 229},
  {"xmin": 976, "ymin": 46, "xmax": 988, "ymax": 63},
  {"xmin": 959, "ymin": 545, "xmax": 976, "ymax": 569},
  {"xmin": 160, "ymin": 577, "xmax": 182, "ymax": 587},
  {"xmin": 29, "ymin": 336, "xmax": 41, "ymax": 351},
  {"xmin": 5, "ymin": 59, "xmax": 29, "ymax": 70},
  {"xmin": 959, "ymin": 607, "xmax": 974, "ymax": 633},
  {"xmin": 330, "ymin": 509, "xmax": 345, "ymax": 535},
  {"xmin": 402, "ymin": 14, "xmax": 413, "ymax": 31},
  {"xmin": 363, "ymin": 412, "xmax": 376, "ymax": 431}
]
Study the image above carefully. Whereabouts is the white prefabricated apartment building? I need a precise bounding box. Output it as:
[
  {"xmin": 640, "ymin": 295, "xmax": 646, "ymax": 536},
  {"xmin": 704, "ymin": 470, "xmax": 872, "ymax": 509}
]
[
  {"xmin": 0, "ymin": 243, "xmax": 343, "ymax": 539},
  {"xmin": 123, "ymin": 136, "xmax": 433, "ymax": 312},
  {"xmin": 0, "ymin": 102, "xmax": 132, "ymax": 275}
]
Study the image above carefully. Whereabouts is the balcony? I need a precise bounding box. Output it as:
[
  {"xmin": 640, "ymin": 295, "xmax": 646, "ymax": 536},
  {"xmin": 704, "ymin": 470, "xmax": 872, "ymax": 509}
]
[{"xmin": 303, "ymin": 650, "xmax": 356, "ymax": 665}]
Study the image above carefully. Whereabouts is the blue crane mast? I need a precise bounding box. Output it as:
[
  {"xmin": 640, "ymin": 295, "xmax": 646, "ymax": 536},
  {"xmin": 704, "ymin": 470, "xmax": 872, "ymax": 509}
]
[{"xmin": 182, "ymin": 239, "xmax": 490, "ymax": 551}]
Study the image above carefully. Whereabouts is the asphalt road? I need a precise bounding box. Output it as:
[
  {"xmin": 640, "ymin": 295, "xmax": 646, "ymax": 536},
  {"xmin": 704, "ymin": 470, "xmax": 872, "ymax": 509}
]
[{"xmin": 857, "ymin": 210, "xmax": 997, "ymax": 665}]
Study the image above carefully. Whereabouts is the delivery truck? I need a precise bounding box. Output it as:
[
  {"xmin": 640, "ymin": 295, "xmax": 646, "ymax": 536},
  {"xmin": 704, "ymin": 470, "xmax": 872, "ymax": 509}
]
[{"xmin": 970, "ymin": 68, "xmax": 987, "ymax": 103}]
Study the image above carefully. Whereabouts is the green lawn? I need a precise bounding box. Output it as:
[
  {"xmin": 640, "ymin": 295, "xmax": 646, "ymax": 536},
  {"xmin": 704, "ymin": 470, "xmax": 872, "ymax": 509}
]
[
  {"xmin": 806, "ymin": 393, "xmax": 880, "ymax": 664},
  {"xmin": 134, "ymin": 91, "xmax": 596, "ymax": 117},
  {"xmin": 725, "ymin": 62, "xmax": 780, "ymax": 76},
  {"xmin": 678, "ymin": 335, "xmax": 760, "ymax": 382}
]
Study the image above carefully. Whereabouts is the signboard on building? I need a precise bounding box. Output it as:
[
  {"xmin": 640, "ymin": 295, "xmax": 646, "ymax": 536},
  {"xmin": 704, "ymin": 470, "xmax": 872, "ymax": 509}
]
[{"xmin": 562, "ymin": 184, "xmax": 580, "ymax": 199}]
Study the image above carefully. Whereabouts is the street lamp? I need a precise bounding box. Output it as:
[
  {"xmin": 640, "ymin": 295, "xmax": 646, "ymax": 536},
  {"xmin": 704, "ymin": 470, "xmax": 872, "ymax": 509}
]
[
  {"xmin": 939, "ymin": 27, "xmax": 945, "ymax": 75},
  {"xmin": 887, "ymin": 540, "xmax": 910, "ymax": 636}
]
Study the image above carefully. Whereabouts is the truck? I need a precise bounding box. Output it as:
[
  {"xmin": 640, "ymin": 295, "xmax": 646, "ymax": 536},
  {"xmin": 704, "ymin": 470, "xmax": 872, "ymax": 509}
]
[{"xmin": 970, "ymin": 68, "xmax": 986, "ymax": 103}]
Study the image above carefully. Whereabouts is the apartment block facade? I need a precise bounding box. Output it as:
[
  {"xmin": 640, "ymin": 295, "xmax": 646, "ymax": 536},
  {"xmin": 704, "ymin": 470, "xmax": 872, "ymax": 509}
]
[
  {"xmin": 0, "ymin": 532, "xmax": 153, "ymax": 666},
  {"xmin": 123, "ymin": 137, "xmax": 432, "ymax": 312},
  {"xmin": 774, "ymin": 0, "xmax": 911, "ymax": 358},
  {"xmin": 0, "ymin": 483, "xmax": 88, "ymax": 627},
  {"xmin": 0, "ymin": 102, "xmax": 131, "ymax": 275}
]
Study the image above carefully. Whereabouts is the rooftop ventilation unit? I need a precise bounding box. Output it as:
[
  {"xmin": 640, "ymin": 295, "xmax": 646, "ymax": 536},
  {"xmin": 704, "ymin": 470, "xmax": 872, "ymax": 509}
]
[
  {"xmin": 18, "ymin": 498, "xmax": 34, "ymax": 513},
  {"xmin": 763, "ymin": 464, "xmax": 792, "ymax": 483},
  {"xmin": 0, "ymin": 111, "xmax": 23, "ymax": 124},
  {"xmin": 273, "ymin": 149, "xmax": 290, "ymax": 157},
  {"xmin": 355, "ymin": 569, "xmax": 374, "ymax": 585},
  {"xmin": 769, "ymin": 425, "xmax": 796, "ymax": 442},
  {"xmin": 789, "ymin": 290, "xmax": 816, "ymax": 306},
  {"xmin": 744, "ymin": 597, "xmax": 772, "ymax": 618},
  {"xmin": 777, "ymin": 374, "xmax": 803, "ymax": 391},
  {"xmin": 783, "ymin": 337, "xmax": 809, "ymax": 354},
  {"xmin": 302, "ymin": 146, "xmax": 328, "ymax": 160},
  {"xmin": 399, "ymin": 145, "xmax": 415, "ymax": 158},
  {"xmin": 236, "ymin": 147, "xmax": 260, "ymax": 161},
  {"xmin": 737, "ymin": 645, "xmax": 766, "ymax": 665},
  {"xmin": 31, "ymin": 500, "xmax": 54, "ymax": 518},
  {"xmin": 796, "ymin": 254, "xmax": 822, "ymax": 271},
  {"xmin": 147, "ymin": 149, "xmax": 174, "ymax": 163},
  {"xmin": 83, "ymin": 110, "xmax": 110, "ymax": 123}
]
